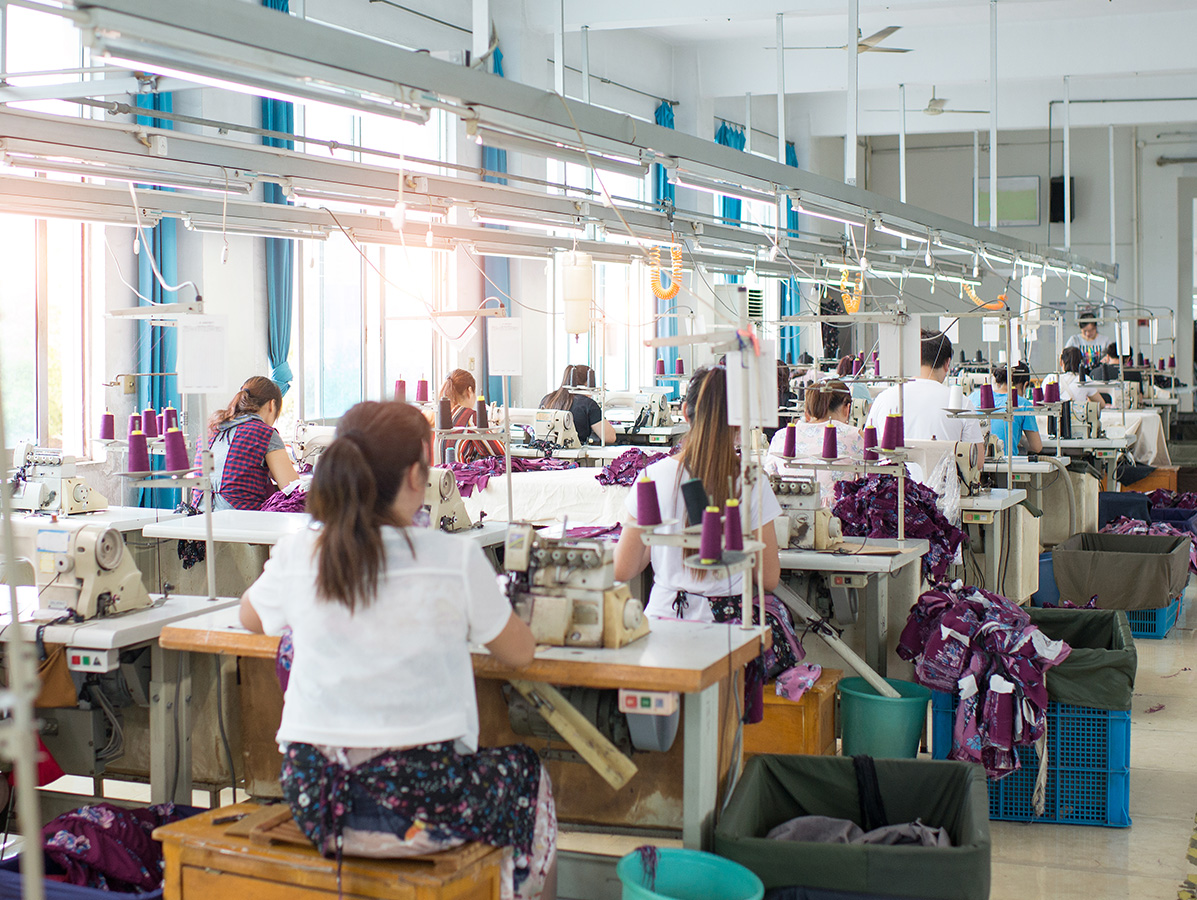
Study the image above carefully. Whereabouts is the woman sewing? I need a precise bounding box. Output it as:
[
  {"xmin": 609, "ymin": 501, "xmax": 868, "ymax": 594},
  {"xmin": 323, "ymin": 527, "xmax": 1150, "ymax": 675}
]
[
  {"xmin": 204, "ymin": 376, "xmax": 299, "ymax": 510},
  {"xmin": 539, "ymin": 364, "xmax": 616, "ymax": 446},
  {"xmin": 1058, "ymin": 346, "xmax": 1107, "ymax": 409},
  {"xmin": 438, "ymin": 369, "xmax": 502, "ymax": 464},
  {"xmin": 765, "ymin": 379, "xmax": 864, "ymax": 505},
  {"xmin": 613, "ymin": 367, "xmax": 801, "ymax": 674},
  {"xmin": 239, "ymin": 401, "xmax": 556, "ymax": 899}
]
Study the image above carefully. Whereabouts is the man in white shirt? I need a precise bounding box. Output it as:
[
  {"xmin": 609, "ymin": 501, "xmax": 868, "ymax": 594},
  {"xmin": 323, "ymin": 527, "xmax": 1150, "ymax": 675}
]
[
  {"xmin": 866, "ymin": 330, "xmax": 985, "ymax": 448},
  {"xmin": 1063, "ymin": 309, "xmax": 1111, "ymax": 369}
]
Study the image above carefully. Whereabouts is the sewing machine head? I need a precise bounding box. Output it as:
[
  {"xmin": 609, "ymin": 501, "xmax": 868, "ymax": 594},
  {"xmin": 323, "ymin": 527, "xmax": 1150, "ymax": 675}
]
[
  {"xmin": 30, "ymin": 522, "xmax": 151, "ymax": 618},
  {"xmin": 1071, "ymin": 400, "xmax": 1104, "ymax": 439},
  {"xmin": 534, "ymin": 409, "xmax": 582, "ymax": 448},
  {"xmin": 6, "ymin": 442, "xmax": 107, "ymax": 515},
  {"xmin": 423, "ymin": 467, "xmax": 473, "ymax": 532},
  {"xmin": 955, "ymin": 373, "xmax": 978, "ymax": 398},
  {"xmin": 1122, "ymin": 382, "xmax": 1142, "ymax": 410},
  {"xmin": 769, "ymin": 475, "xmax": 843, "ymax": 550},
  {"xmin": 293, "ymin": 423, "xmax": 338, "ymax": 466},
  {"xmin": 847, "ymin": 397, "xmax": 870, "ymax": 429},
  {"xmin": 604, "ymin": 390, "xmax": 671, "ymax": 431},
  {"xmin": 954, "ymin": 441, "xmax": 984, "ymax": 496}
]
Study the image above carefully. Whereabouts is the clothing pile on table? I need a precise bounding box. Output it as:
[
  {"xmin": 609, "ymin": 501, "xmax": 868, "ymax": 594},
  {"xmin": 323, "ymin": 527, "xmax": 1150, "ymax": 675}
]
[
  {"xmin": 41, "ymin": 803, "xmax": 190, "ymax": 892},
  {"xmin": 1100, "ymin": 515, "xmax": 1197, "ymax": 574},
  {"xmin": 595, "ymin": 448, "xmax": 669, "ymax": 487},
  {"xmin": 260, "ymin": 487, "xmax": 307, "ymax": 513},
  {"xmin": 833, "ymin": 475, "xmax": 966, "ymax": 580},
  {"xmin": 897, "ymin": 582, "xmax": 1072, "ymax": 780},
  {"xmin": 447, "ymin": 456, "xmax": 578, "ymax": 498},
  {"xmin": 1147, "ymin": 489, "xmax": 1197, "ymax": 509}
]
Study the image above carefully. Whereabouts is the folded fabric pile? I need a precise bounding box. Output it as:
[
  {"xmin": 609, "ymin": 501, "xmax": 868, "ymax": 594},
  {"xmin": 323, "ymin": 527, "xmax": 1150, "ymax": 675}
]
[
  {"xmin": 897, "ymin": 582, "xmax": 1072, "ymax": 780},
  {"xmin": 1147, "ymin": 489, "xmax": 1197, "ymax": 509},
  {"xmin": 448, "ymin": 456, "xmax": 578, "ymax": 497},
  {"xmin": 260, "ymin": 487, "xmax": 307, "ymax": 513},
  {"xmin": 563, "ymin": 524, "xmax": 622, "ymax": 541},
  {"xmin": 833, "ymin": 474, "xmax": 966, "ymax": 580},
  {"xmin": 42, "ymin": 803, "xmax": 189, "ymax": 891},
  {"xmin": 1100, "ymin": 515, "xmax": 1197, "ymax": 574},
  {"xmin": 595, "ymin": 447, "xmax": 668, "ymax": 486},
  {"xmin": 767, "ymin": 814, "xmax": 951, "ymax": 848}
]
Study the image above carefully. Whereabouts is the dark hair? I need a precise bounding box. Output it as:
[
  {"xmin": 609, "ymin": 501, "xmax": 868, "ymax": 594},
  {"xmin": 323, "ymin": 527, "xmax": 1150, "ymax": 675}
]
[
  {"xmin": 210, "ymin": 376, "xmax": 282, "ymax": 433},
  {"xmin": 679, "ymin": 366, "xmax": 738, "ymax": 509},
  {"xmin": 805, "ymin": 379, "xmax": 851, "ymax": 422},
  {"xmin": 992, "ymin": 362, "xmax": 1030, "ymax": 388},
  {"xmin": 921, "ymin": 330, "xmax": 953, "ymax": 370},
  {"xmin": 835, "ymin": 356, "xmax": 855, "ymax": 378},
  {"xmin": 308, "ymin": 401, "xmax": 430, "ymax": 612},
  {"xmin": 1060, "ymin": 346, "xmax": 1084, "ymax": 374},
  {"xmin": 542, "ymin": 364, "xmax": 594, "ymax": 412},
  {"xmin": 1078, "ymin": 308, "xmax": 1098, "ymax": 326},
  {"xmin": 777, "ymin": 361, "xmax": 791, "ymax": 398},
  {"xmin": 1104, "ymin": 343, "xmax": 1119, "ymax": 359},
  {"xmin": 439, "ymin": 368, "xmax": 476, "ymax": 406}
]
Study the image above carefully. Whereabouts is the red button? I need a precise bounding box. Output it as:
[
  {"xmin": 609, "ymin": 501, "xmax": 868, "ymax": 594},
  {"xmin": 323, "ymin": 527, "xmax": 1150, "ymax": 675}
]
[{"xmin": 71, "ymin": 656, "xmax": 80, "ymax": 665}]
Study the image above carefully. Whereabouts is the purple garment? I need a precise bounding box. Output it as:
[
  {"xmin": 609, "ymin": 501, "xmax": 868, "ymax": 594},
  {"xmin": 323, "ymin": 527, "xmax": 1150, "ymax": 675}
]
[
  {"xmin": 1148, "ymin": 489, "xmax": 1197, "ymax": 509},
  {"xmin": 42, "ymin": 803, "xmax": 188, "ymax": 892},
  {"xmin": 276, "ymin": 625, "xmax": 294, "ymax": 693},
  {"xmin": 897, "ymin": 582, "xmax": 1072, "ymax": 780},
  {"xmin": 564, "ymin": 524, "xmax": 623, "ymax": 541},
  {"xmin": 448, "ymin": 457, "xmax": 578, "ymax": 498},
  {"xmin": 833, "ymin": 475, "xmax": 966, "ymax": 580},
  {"xmin": 776, "ymin": 663, "xmax": 823, "ymax": 702},
  {"xmin": 260, "ymin": 487, "xmax": 308, "ymax": 513},
  {"xmin": 1100, "ymin": 515, "xmax": 1197, "ymax": 574},
  {"xmin": 595, "ymin": 448, "xmax": 668, "ymax": 487}
]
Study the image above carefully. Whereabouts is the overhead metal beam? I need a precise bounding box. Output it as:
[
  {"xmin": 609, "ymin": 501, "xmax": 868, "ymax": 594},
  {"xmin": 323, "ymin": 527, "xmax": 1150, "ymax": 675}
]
[{"xmin": 0, "ymin": 74, "xmax": 190, "ymax": 102}]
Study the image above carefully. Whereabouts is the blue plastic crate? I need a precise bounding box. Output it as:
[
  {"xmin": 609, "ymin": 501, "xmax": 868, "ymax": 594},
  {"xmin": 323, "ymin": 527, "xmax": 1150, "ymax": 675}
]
[
  {"xmin": 1031, "ymin": 551, "xmax": 1059, "ymax": 608},
  {"xmin": 1124, "ymin": 596, "xmax": 1181, "ymax": 640},
  {"xmin": 931, "ymin": 692, "xmax": 1131, "ymax": 827}
]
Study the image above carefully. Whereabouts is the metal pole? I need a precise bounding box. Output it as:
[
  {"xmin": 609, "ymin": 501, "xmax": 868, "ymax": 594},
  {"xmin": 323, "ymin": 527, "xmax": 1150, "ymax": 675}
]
[
  {"xmin": 579, "ymin": 25, "xmax": 590, "ymax": 105},
  {"xmin": 553, "ymin": 0, "xmax": 565, "ymax": 96},
  {"xmin": 1063, "ymin": 75, "xmax": 1071, "ymax": 252},
  {"xmin": 845, "ymin": 0, "xmax": 859, "ymax": 186},
  {"xmin": 745, "ymin": 92, "xmax": 752, "ymax": 156},
  {"xmin": 973, "ymin": 132, "xmax": 980, "ymax": 227},
  {"xmin": 504, "ymin": 375, "xmax": 513, "ymax": 522},
  {"xmin": 776, "ymin": 14, "xmax": 786, "ymax": 165},
  {"xmin": 898, "ymin": 83, "xmax": 907, "ymax": 250},
  {"xmin": 1108, "ymin": 124, "xmax": 1117, "ymax": 265},
  {"xmin": 989, "ymin": 0, "xmax": 998, "ymax": 230},
  {"xmin": 471, "ymin": 0, "xmax": 489, "ymax": 65}
]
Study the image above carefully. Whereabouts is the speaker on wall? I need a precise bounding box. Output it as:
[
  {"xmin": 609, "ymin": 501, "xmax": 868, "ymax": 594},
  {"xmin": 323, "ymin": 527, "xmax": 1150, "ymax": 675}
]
[{"xmin": 1049, "ymin": 176, "xmax": 1077, "ymax": 223}]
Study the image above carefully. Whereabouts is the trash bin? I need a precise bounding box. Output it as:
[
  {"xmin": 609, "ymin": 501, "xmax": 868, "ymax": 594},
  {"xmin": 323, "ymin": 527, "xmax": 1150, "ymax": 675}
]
[
  {"xmin": 617, "ymin": 848, "xmax": 764, "ymax": 900},
  {"xmin": 838, "ymin": 678, "xmax": 931, "ymax": 759},
  {"xmin": 714, "ymin": 755, "xmax": 991, "ymax": 900},
  {"xmin": 1050, "ymin": 532, "xmax": 1189, "ymax": 609}
]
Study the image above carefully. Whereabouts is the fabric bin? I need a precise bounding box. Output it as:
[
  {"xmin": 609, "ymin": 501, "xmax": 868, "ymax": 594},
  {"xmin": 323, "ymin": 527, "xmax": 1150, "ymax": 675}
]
[
  {"xmin": 1029, "ymin": 607, "xmax": 1137, "ymax": 710},
  {"xmin": 714, "ymin": 755, "xmax": 991, "ymax": 900},
  {"xmin": 0, "ymin": 858, "xmax": 164, "ymax": 900},
  {"xmin": 1050, "ymin": 533, "xmax": 1190, "ymax": 609},
  {"xmin": 1097, "ymin": 491, "xmax": 1150, "ymax": 529},
  {"xmin": 1148, "ymin": 507, "xmax": 1197, "ymax": 535}
]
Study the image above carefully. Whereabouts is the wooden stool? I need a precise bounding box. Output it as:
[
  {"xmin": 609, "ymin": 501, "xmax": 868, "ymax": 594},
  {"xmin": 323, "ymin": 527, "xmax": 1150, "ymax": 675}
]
[
  {"xmin": 154, "ymin": 803, "xmax": 504, "ymax": 900},
  {"xmin": 743, "ymin": 669, "xmax": 843, "ymax": 757}
]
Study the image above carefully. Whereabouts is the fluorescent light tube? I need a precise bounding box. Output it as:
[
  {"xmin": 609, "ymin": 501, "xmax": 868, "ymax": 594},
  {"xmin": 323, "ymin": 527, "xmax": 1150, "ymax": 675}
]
[
  {"xmin": 671, "ymin": 172, "xmax": 776, "ymax": 205},
  {"xmin": 4, "ymin": 155, "xmax": 254, "ymax": 195},
  {"xmin": 794, "ymin": 203, "xmax": 866, "ymax": 230},
  {"xmin": 873, "ymin": 219, "xmax": 928, "ymax": 244},
  {"xmin": 472, "ymin": 211, "xmax": 586, "ymax": 236},
  {"xmin": 473, "ymin": 127, "xmax": 649, "ymax": 178}
]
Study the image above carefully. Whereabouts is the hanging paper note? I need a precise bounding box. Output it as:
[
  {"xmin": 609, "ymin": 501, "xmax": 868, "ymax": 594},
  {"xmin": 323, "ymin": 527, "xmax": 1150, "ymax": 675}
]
[
  {"xmin": 487, "ymin": 318, "xmax": 523, "ymax": 376},
  {"xmin": 938, "ymin": 317, "xmax": 959, "ymax": 343},
  {"xmin": 1118, "ymin": 321, "xmax": 1132, "ymax": 356},
  {"xmin": 726, "ymin": 339, "xmax": 779, "ymax": 429},
  {"xmin": 982, "ymin": 317, "xmax": 1001, "ymax": 343},
  {"xmin": 177, "ymin": 316, "xmax": 228, "ymax": 394},
  {"xmin": 1149, "ymin": 319, "xmax": 1159, "ymax": 345}
]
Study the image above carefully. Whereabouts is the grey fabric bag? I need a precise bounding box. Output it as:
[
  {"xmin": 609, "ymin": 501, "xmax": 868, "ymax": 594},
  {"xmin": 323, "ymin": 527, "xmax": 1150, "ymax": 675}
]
[{"xmin": 1050, "ymin": 533, "xmax": 1189, "ymax": 610}]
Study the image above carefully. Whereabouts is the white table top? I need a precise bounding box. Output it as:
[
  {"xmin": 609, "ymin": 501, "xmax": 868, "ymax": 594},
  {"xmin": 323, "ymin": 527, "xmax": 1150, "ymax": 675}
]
[
  {"xmin": 983, "ymin": 456, "xmax": 1071, "ymax": 475},
  {"xmin": 1144, "ymin": 397, "xmax": 1180, "ymax": 407},
  {"xmin": 143, "ymin": 509, "xmax": 508, "ymax": 549},
  {"xmin": 0, "ymin": 588, "xmax": 238, "ymax": 649},
  {"xmin": 15, "ymin": 506, "xmax": 185, "ymax": 533},
  {"xmin": 1041, "ymin": 435, "xmax": 1133, "ymax": 451},
  {"xmin": 780, "ymin": 538, "xmax": 929, "ymax": 574},
  {"xmin": 959, "ymin": 487, "xmax": 1026, "ymax": 511}
]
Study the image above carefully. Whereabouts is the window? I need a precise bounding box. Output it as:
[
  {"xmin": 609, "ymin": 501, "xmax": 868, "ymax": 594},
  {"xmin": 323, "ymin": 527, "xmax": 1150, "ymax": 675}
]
[{"xmin": 299, "ymin": 235, "xmax": 365, "ymax": 420}]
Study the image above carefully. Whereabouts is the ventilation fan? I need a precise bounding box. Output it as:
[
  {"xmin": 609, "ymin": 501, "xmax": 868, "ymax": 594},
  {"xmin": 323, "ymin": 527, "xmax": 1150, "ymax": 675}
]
[{"xmin": 768, "ymin": 26, "xmax": 911, "ymax": 54}]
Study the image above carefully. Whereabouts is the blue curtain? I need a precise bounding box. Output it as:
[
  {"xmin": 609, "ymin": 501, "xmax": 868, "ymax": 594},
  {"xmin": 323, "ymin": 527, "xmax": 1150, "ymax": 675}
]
[
  {"xmin": 652, "ymin": 101, "xmax": 675, "ymax": 211},
  {"xmin": 134, "ymin": 93, "xmax": 180, "ymax": 509},
  {"xmin": 784, "ymin": 142, "xmax": 801, "ymax": 236},
  {"xmin": 714, "ymin": 122, "xmax": 746, "ymax": 225},
  {"xmin": 481, "ymin": 47, "xmax": 511, "ymax": 405},
  {"xmin": 778, "ymin": 279, "xmax": 801, "ymax": 366},
  {"xmin": 261, "ymin": 0, "xmax": 294, "ymax": 397}
]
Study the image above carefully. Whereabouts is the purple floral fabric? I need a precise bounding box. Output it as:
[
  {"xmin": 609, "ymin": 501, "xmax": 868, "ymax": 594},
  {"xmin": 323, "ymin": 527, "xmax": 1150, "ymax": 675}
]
[
  {"xmin": 261, "ymin": 487, "xmax": 308, "ymax": 513},
  {"xmin": 897, "ymin": 583, "xmax": 1072, "ymax": 780},
  {"xmin": 595, "ymin": 448, "xmax": 668, "ymax": 487},
  {"xmin": 833, "ymin": 475, "xmax": 966, "ymax": 580},
  {"xmin": 1100, "ymin": 515, "xmax": 1197, "ymax": 574},
  {"xmin": 448, "ymin": 457, "xmax": 578, "ymax": 498},
  {"xmin": 1148, "ymin": 489, "xmax": 1197, "ymax": 509},
  {"xmin": 41, "ymin": 803, "xmax": 188, "ymax": 891}
]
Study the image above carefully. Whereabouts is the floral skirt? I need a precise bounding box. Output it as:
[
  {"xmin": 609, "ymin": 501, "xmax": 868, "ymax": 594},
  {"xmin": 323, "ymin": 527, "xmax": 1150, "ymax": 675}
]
[{"xmin": 281, "ymin": 741, "xmax": 555, "ymax": 900}]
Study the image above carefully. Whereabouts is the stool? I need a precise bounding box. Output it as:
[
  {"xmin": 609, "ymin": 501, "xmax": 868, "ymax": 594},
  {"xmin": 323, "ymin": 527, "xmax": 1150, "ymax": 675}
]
[
  {"xmin": 154, "ymin": 803, "xmax": 504, "ymax": 900},
  {"xmin": 743, "ymin": 669, "xmax": 843, "ymax": 757}
]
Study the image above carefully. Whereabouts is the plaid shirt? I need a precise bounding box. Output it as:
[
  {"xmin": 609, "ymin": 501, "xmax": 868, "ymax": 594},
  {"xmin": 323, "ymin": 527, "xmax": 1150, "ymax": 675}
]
[{"xmin": 207, "ymin": 416, "xmax": 279, "ymax": 510}]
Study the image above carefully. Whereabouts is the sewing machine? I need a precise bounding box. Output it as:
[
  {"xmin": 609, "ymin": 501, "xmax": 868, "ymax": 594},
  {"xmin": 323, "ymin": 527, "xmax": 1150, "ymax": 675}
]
[
  {"xmin": 604, "ymin": 390, "xmax": 671, "ymax": 432},
  {"xmin": 1072, "ymin": 400, "xmax": 1105, "ymax": 439},
  {"xmin": 847, "ymin": 397, "xmax": 870, "ymax": 429},
  {"xmin": 292, "ymin": 422, "xmax": 338, "ymax": 466},
  {"xmin": 19, "ymin": 520, "xmax": 152, "ymax": 618},
  {"xmin": 423, "ymin": 466, "xmax": 474, "ymax": 533},
  {"xmin": 503, "ymin": 523, "xmax": 649, "ymax": 649},
  {"xmin": 1122, "ymin": 382, "xmax": 1142, "ymax": 410},
  {"xmin": 7, "ymin": 443, "xmax": 108, "ymax": 515},
  {"xmin": 770, "ymin": 475, "xmax": 843, "ymax": 550},
  {"xmin": 955, "ymin": 441, "xmax": 984, "ymax": 496},
  {"xmin": 507, "ymin": 408, "xmax": 583, "ymax": 449}
]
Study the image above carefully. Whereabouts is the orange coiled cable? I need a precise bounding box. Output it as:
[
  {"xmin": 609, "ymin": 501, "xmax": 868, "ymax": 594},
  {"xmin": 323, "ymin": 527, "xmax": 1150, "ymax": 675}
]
[{"xmin": 650, "ymin": 243, "xmax": 682, "ymax": 300}]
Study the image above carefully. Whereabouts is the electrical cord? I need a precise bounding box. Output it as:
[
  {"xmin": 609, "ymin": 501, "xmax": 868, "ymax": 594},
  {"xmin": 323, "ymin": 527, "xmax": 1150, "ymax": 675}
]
[
  {"xmin": 125, "ymin": 183, "xmax": 202, "ymax": 302},
  {"xmin": 214, "ymin": 659, "xmax": 238, "ymax": 804}
]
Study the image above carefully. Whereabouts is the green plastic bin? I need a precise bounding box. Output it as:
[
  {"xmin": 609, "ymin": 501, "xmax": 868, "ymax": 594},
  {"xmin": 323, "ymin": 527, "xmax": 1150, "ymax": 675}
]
[
  {"xmin": 839, "ymin": 677, "xmax": 931, "ymax": 759},
  {"xmin": 616, "ymin": 848, "xmax": 763, "ymax": 900}
]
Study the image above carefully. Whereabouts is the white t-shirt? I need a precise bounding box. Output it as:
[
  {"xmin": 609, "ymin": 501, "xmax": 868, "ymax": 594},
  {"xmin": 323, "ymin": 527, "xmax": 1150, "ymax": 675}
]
[
  {"xmin": 622, "ymin": 456, "xmax": 783, "ymax": 622},
  {"xmin": 1058, "ymin": 372, "xmax": 1101, "ymax": 405},
  {"xmin": 247, "ymin": 526, "xmax": 512, "ymax": 752},
  {"xmin": 865, "ymin": 378, "xmax": 984, "ymax": 444},
  {"xmin": 1064, "ymin": 332, "xmax": 1111, "ymax": 368}
]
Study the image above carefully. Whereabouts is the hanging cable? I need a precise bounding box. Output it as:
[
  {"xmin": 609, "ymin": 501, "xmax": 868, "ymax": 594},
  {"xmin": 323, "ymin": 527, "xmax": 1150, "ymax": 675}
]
[{"xmin": 126, "ymin": 183, "xmax": 202, "ymax": 301}]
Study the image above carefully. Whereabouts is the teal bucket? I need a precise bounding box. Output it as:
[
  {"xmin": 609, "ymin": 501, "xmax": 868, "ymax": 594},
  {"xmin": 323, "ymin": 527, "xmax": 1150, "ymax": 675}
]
[
  {"xmin": 617, "ymin": 848, "xmax": 764, "ymax": 900},
  {"xmin": 839, "ymin": 677, "xmax": 932, "ymax": 759}
]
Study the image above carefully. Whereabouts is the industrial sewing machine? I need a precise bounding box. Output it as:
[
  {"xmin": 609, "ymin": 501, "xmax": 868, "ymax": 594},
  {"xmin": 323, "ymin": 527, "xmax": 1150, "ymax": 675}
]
[
  {"xmin": 1122, "ymin": 382, "xmax": 1142, "ymax": 410},
  {"xmin": 770, "ymin": 475, "xmax": 843, "ymax": 550},
  {"xmin": 503, "ymin": 523, "xmax": 649, "ymax": 648},
  {"xmin": 1072, "ymin": 400, "xmax": 1105, "ymax": 439},
  {"xmin": 955, "ymin": 441, "xmax": 984, "ymax": 496},
  {"xmin": 847, "ymin": 397, "xmax": 870, "ymax": 429},
  {"xmin": 292, "ymin": 422, "xmax": 338, "ymax": 466},
  {"xmin": 604, "ymin": 390, "xmax": 670, "ymax": 433},
  {"xmin": 423, "ymin": 466, "xmax": 474, "ymax": 533},
  {"xmin": 6, "ymin": 443, "xmax": 108, "ymax": 515},
  {"xmin": 507, "ymin": 408, "xmax": 583, "ymax": 449}
]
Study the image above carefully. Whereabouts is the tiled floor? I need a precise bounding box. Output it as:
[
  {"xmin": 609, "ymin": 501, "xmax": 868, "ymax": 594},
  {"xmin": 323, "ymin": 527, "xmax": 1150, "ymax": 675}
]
[{"xmin": 988, "ymin": 584, "xmax": 1197, "ymax": 900}]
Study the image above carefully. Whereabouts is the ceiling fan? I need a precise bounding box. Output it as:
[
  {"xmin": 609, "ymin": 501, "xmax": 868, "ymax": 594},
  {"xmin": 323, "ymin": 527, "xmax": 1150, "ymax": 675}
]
[
  {"xmin": 767, "ymin": 25, "xmax": 912, "ymax": 54},
  {"xmin": 870, "ymin": 87, "xmax": 989, "ymax": 116}
]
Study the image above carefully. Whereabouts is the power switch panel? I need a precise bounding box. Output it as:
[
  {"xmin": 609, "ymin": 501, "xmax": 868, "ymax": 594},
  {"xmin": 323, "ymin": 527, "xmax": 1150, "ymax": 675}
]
[
  {"xmin": 67, "ymin": 648, "xmax": 118, "ymax": 673},
  {"xmin": 617, "ymin": 689, "xmax": 679, "ymax": 717}
]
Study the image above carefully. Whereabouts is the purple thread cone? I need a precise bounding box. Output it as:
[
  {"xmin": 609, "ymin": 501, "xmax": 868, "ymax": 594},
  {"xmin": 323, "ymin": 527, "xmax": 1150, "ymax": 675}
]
[
  {"xmin": 163, "ymin": 428, "xmax": 189, "ymax": 471},
  {"xmin": 1159, "ymin": 359, "xmax": 1166, "ymax": 371},
  {"xmin": 142, "ymin": 406, "xmax": 158, "ymax": 438},
  {"xmin": 880, "ymin": 416, "xmax": 897, "ymax": 450},
  {"xmin": 415, "ymin": 379, "xmax": 430, "ymax": 402},
  {"xmin": 127, "ymin": 414, "xmax": 142, "ymax": 438},
  {"xmin": 395, "ymin": 379, "xmax": 406, "ymax": 402},
  {"xmin": 699, "ymin": 506, "xmax": 722, "ymax": 563},
  {"xmin": 127, "ymin": 431, "xmax": 150, "ymax": 473},
  {"xmin": 724, "ymin": 499, "xmax": 743, "ymax": 551},
  {"xmin": 863, "ymin": 426, "xmax": 878, "ymax": 461},
  {"xmin": 656, "ymin": 358, "xmax": 666, "ymax": 376},
  {"xmin": 821, "ymin": 424, "xmax": 838, "ymax": 459},
  {"xmin": 437, "ymin": 398, "xmax": 453, "ymax": 430},
  {"xmin": 1170, "ymin": 356, "xmax": 1176, "ymax": 369},
  {"xmin": 99, "ymin": 412, "xmax": 115, "ymax": 441},
  {"xmin": 675, "ymin": 358, "xmax": 685, "ymax": 375},
  {"xmin": 1137, "ymin": 352, "xmax": 1145, "ymax": 367},
  {"xmin": 782, "ymin": 423, "xmax": 797, "ymax": 457},
  {"xmin": 158, "ymin": 414, "xmax": 165, "ymax": 436},
  {"xmin": 1009, "ymin": 388, "xmax": 1019, "ymax": 409},
  {"xmin": 1033, "ymin": 387, "xmax": 1045, "ymax": 405},
  {"xmin": 636, "ymin": 477, "xmax": 662, "ymax": 527},
  {"xmin": 895, "ymin": 414, "xmax": 905, "ymax": 448},
  {"xmin": 979, "ymin": 384, "xmax": 995, "ymax": 410},
  {"xmin": 852, "ymin": 358, "xmax": 862, "ymax": 375},
  {"xmin": 476, "ymin": 398, "xmax": 488, "ymax": 429},
  {"xmin": 163, "ymin": 407, "xmax": 178, "ymax": 430},
  {"xmin": 1044, "ymin": 381, "xmax": 1059, "ymax": 403},
  {"xmin": 874, "ymin": 358, "xmax": 881, "ymax": 376}
]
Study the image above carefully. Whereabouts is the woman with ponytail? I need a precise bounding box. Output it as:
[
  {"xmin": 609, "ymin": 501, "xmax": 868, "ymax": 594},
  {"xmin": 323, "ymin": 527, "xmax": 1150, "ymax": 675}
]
[
  {"xmin": 205, "ymin": 375, "xmax": 298, "ymax": 510},
  {"xmin": 438, "ymin": 369, "xmax": 502, "ymax": 464},
  {"xmin": 240, "ymin": 401, "xmax": 555, "ymax": 899},
  {"xmin": 764, "ymin": 379, "xmax": 864, "ymax": 505}
]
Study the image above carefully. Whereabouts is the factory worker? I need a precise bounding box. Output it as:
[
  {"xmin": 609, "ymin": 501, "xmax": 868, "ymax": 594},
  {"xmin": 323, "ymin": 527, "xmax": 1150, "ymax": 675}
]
[
  {"xmin": 1058, "ymin": 347, "xmax": 1107, "ymax": 409},
  {"xmin": 835, "ymin": 355, "xmax": 873, "ymax": 402},
  {"xmin": 765, "ymin": 380, "xmax": 864, "ymax": 505},
  {"xmin": 204, "ymin": 376, "xmax": 299, "ymax": 510},
  {"xmin": 1064, "ymin": 309, "xmax": 1111, "ymax": 368},
  {"xmin": 438, "ymin": 369, "xmax": 502, "ymax": 463},
  {"xmin": 865, "ymin": 331, "xmax": 984, "ymax": 449},
  {"xmin": 970, "ymin": 363, "xmax": 1042, "ymax": 455},
  {"xmin": 614, "ymin": 367, "xmax": 801, "ymax": 676},
  {"xmin": 240, "ymin": 401, "xmax": 555, "ymax": 900},
  {"xmin": 539, "ymin": 364, "xmax": 616, "ymax": 445}
]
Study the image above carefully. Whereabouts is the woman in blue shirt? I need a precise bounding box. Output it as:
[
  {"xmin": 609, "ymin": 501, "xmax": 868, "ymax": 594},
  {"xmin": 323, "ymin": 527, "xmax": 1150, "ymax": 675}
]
[{"xmin": 970, "ymin": 363, "xmax": 1041, "ymax": 455}]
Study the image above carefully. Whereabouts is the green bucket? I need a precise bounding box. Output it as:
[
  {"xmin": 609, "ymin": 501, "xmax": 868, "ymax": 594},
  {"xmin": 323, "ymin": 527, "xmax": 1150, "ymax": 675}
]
[
  {"xmin": 839, "ymin": 677, "xmax": 932, "ymax": 759},
  {"xmin": 617, "ymin": 848, "xmax": 764, "ymax": 900}
]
